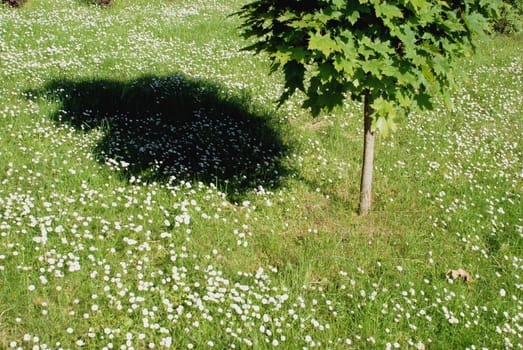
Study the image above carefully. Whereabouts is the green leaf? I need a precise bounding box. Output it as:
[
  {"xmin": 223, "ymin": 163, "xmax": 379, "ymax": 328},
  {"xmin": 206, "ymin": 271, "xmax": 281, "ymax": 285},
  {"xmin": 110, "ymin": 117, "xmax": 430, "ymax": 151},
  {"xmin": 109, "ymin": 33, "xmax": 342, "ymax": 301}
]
[
  {"xmin": 318, "ymin": 62, "xmax": 336, "ymax": 83},
  {"xmin": 438, "ymin": 0, "xmax": 450, "ymax": 9},
  {"xmin": 333, "ymin": 55, "xmax": 356, "ymax": 75},
  {"xmin": 308, "ymin": 31, "xmax": 338, "ymax": 57},
  {"xmin": 272, "ymin": 50, "xmax": 292, "ymax": 66},
  {"xmin": 277, "ymin": 13, "xmax": 295, "ymax": 23},
  {"xmin": 442, "ymin": 89, "xmax": 452, "ymax": 109},
  {"xmin": 361, "ymin": 60, "xmax": 384, "ymax": 79},
  {"xmin": 368, "ymin": 37, "xmax": 393, "ymax": 57},
  {"xmin": 417, "ymin": 6, "xmax": 439, "ymax": 25},
  {"xmin": 440, "ymin": 12, "xmax": 465, "ymax": 32},
  {"xmin": 287, "ymin": 18, "xmax": 312, "ymax": 29},
  {"xmin": 347, "ymin": 10, "xmax": 360, "ymax": 25},
  {"xmin": 433, "ymin": 56, "xmax": 450, "ymax": 76},
  {"xmin": 407, "ymin": 0, "xmax": 432, "ymax": 13},
  {"xmin": 381, "ymin": 60, "xmax": 399, "ymax": 77},
  {"xmin": 413, "ymin": 92, "xmax": 433, "ymax": 110},
  {"xmin": 375, "ymin": 115, "xmax": 398, "ymax": 138},
  {"xmin": 463, "ymin": 12, "xmax": 489, "ymax": 38},
  {"xmin": 395, "ymin": 90, "xmax": 413, "ymax": 108},
  {"xmin": 421, "ymin": 65, "xmax": 435, "ymax": 84},
  {"xmin": 332, "ymin": 0, "xmax": 345, "ymax": 9},
  {"xmin": 278, "ymin": 61, "xmax": 306, "ymax": 105},
  {"xmin": 374, "ymin": 3, "xmax": 404, "ymax": 20},
  {"xmin": 371, "ymin": 97, "xmax": 398, "ymax": 137},
  {"xmin": 356, "ymin": 37, "xmax": 374, "ymax": 60},
  {"xmin": 397, "ymin": 25, "xmax": 421, "ymax": 63}
]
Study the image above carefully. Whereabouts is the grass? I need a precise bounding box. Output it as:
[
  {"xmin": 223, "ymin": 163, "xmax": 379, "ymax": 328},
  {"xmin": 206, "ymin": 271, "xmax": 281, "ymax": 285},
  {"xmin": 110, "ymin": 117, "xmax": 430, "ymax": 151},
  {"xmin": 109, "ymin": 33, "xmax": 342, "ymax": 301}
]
[{"xmin": 1, "ymin": 0, "xmax": 522, "ymax": 349}]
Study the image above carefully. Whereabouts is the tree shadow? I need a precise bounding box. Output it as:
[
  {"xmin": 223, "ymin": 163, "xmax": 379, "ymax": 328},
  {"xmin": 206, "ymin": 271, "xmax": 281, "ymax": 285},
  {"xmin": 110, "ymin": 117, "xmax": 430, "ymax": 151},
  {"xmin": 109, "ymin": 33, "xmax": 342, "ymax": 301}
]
[{"xmin": 33, "ymin": 73, "xmax": 290, "ymax": 201}]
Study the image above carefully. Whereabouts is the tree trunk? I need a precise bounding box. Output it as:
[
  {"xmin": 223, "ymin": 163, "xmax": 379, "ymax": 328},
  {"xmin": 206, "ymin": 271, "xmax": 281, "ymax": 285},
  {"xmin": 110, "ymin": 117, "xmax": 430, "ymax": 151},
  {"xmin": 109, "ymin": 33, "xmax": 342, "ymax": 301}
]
[{"xmin": 359, "ymin": 93, "xmax": 375, "ymax": 216}]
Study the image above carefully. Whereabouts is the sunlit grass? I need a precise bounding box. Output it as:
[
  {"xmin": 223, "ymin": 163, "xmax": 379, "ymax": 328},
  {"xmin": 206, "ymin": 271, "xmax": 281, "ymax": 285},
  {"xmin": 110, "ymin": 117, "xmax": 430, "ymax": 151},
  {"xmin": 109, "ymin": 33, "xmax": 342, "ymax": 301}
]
[{"xmin": 1, "ymin": 0, "xmax": 522, "ymax": 349}]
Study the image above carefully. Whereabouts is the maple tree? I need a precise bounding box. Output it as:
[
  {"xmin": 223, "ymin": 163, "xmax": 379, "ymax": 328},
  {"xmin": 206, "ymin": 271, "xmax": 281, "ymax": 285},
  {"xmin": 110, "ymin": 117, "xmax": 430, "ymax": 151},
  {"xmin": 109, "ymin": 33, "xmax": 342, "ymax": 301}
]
[{"xmin": 238, "ymin": 0, "xmax": 499, "ymax": 215}]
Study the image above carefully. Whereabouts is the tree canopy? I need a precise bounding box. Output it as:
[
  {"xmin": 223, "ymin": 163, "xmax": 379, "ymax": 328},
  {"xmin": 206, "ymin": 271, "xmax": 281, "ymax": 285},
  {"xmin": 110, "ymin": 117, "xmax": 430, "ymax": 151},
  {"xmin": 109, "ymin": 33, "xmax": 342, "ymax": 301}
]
[{"xmin": 238, "ymin": 0, "xmax": 499, "ymax": 135}]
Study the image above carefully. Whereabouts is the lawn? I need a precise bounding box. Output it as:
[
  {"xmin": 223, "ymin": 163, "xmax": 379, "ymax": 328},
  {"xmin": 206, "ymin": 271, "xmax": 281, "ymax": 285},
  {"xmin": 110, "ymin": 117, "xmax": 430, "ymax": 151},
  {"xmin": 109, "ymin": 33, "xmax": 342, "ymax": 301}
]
[{"xmin": 0, "ymin": 0, "xmax": 522, "ymax": 349}]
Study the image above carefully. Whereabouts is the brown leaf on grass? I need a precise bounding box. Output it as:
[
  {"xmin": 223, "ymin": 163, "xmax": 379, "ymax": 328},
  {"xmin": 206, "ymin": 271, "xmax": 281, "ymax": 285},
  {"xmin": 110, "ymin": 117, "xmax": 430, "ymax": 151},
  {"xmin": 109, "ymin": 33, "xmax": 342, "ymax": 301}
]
[{"xmin": 446, "ymin": 268, "xmax": 474, "ymax": 283}]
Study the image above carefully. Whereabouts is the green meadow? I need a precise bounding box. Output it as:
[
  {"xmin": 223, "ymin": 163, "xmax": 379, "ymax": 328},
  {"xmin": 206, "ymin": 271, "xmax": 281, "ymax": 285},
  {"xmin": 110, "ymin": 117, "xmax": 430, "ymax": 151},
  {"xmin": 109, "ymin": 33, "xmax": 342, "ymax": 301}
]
[{"xmin": 0, "ymin": 0, "xmax": 522, "ymax": 349}]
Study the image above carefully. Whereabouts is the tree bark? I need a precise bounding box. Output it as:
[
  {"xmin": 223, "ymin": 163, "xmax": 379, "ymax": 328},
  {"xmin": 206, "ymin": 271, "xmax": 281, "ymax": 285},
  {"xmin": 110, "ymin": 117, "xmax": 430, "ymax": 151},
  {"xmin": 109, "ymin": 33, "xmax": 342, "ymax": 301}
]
[{"xmin": 359, "ymin": 93, "xmax": 375, "ymax": 216}]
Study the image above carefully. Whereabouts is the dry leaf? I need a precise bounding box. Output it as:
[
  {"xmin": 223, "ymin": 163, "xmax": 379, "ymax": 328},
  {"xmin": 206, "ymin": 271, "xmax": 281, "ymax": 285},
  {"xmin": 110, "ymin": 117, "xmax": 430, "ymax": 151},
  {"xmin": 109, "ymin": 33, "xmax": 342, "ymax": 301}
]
[{"xmin": 446, "ymin": 268, "xmax": 474, "ymax": 283}]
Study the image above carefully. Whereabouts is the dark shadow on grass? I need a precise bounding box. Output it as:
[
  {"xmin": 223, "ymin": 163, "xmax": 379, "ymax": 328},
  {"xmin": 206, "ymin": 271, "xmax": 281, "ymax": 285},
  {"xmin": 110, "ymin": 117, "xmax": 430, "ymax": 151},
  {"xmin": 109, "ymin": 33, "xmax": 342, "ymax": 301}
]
[{"xmin": 32, "ymin": 73, "xmax": 289, "ymax": 201}]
